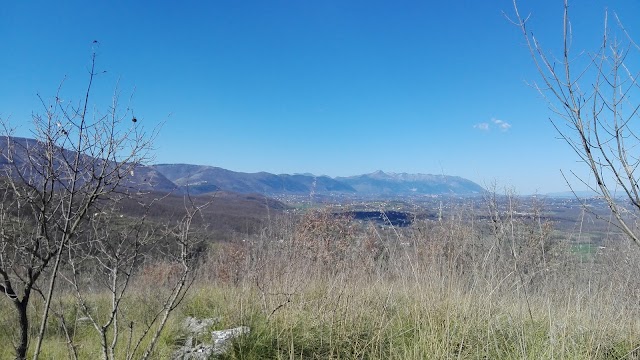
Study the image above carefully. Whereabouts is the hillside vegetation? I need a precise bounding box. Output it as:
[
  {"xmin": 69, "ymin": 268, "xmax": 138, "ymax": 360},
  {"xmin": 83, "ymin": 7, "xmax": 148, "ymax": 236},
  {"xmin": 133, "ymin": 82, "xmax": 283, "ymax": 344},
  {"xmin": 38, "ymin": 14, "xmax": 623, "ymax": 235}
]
[{"xmin": 2, "ymin": 198, "xmax": 640, "ymax": 359}]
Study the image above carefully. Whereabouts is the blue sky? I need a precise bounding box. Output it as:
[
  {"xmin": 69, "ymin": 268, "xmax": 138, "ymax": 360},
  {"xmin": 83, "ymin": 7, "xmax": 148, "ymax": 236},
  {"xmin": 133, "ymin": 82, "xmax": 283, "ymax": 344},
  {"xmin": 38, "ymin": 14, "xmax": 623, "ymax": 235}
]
[{"xmin": 1, "ymin": 1, "xmax": 639, "ymax": 194}]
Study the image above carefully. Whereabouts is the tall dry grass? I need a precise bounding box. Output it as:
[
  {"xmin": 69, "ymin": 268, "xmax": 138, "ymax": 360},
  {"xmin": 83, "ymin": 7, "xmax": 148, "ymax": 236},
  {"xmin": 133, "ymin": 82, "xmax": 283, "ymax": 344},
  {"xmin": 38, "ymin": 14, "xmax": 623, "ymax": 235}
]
[
  {"xmin": 196, "ymin": 201, "xmax": 640, "ymax": 359},
  {"xmin": 2, "ymin": 198, "xmax": 640, "ymax": 359}
]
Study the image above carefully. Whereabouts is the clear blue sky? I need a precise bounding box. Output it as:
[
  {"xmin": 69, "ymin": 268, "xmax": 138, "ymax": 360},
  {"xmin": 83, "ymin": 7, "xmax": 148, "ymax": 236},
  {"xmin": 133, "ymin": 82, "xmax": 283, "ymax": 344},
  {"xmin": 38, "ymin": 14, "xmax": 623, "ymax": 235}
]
[{"xmin": 2, "ymin": 1, "xmax": 639, "ymax": 194}]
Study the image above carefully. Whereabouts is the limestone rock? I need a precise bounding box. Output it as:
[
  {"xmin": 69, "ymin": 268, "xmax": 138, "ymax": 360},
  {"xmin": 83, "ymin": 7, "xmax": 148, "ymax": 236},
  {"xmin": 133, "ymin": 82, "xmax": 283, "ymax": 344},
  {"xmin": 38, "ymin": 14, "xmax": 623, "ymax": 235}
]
[
  {"xmin": 211, "ymin": 326, "xmax": 251, "ymax": 356},
  {"xmin": 172, "ymin": 317, "xmax": 249, "ymax": 359}
]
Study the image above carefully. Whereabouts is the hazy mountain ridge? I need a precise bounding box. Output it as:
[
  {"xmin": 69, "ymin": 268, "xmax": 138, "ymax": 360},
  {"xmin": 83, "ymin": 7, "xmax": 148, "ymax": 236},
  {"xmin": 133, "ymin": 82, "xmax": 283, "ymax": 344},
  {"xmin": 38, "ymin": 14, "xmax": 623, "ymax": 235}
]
[
  {"xmin": 152, "ymin": 165, "xmax": 485, "ymax": 196},
  {"xmin": 0, "ymin": 137, "xmax": 485, "ymax": 196},
  {"xmin": 0, "ymin": 136, "xmax": 177, "ymax": 192},
  {"xmin": 337, "ymin": 171, "xmax": 484, "ymax": 196},
  {"xmin": 152, "ymin": 164, "xmax": 356, "ymax": 195}
]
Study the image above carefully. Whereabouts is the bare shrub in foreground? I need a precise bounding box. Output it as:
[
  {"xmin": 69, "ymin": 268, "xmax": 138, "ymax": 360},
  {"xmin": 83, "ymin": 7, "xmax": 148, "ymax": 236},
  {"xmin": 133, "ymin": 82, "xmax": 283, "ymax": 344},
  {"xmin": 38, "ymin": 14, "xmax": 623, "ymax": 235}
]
[
  {"xmin": 511, "ymin": 0, "xmax": 640, "ymax": 245},
  {"xmin": 0, "ymin": 50, "xmax": 156, "ymax": 359},
  {"xmin": 56, "ymin": 197, "xmax": 205, "ymax": 360}
]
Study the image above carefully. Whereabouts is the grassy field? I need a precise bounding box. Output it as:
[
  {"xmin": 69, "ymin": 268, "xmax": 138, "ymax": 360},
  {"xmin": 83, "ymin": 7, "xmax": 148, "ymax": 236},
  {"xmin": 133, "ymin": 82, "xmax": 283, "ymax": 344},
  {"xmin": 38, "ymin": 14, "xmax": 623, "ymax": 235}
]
[{"xmin": 2, "ymin": 206, "xmax": 640, "ymax": 359}]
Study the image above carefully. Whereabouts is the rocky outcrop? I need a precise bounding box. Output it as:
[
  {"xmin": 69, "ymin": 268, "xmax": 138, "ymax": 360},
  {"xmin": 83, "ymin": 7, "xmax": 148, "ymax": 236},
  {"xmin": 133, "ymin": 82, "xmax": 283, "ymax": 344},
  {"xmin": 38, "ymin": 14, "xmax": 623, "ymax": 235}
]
[{"xmin": 172, "ymin": 317, "xmax": 250, "ymax": 359}]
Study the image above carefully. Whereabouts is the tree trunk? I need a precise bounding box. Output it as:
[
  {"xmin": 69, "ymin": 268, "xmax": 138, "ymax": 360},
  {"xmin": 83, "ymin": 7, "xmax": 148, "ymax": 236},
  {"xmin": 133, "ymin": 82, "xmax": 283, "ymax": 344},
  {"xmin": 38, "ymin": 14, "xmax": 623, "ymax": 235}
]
[{"xmin": 15, "ymin": 299, "xmax": 29, "ymax": 360}]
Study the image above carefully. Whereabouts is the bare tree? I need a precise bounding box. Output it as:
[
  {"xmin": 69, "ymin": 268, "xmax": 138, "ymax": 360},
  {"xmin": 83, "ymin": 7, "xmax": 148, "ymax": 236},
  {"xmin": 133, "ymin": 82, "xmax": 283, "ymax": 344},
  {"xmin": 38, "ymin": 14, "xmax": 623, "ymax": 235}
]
[
  {"xmin": 510, "ymin": 1, "xmax": 640, "ymax": 244},
  {"xmin": 0, "ymin": 49, "xmax": 155, "ymax": 359},
  {"xmin": 60, "ymin": 196, "xmax": 204, "ymax": 360}
]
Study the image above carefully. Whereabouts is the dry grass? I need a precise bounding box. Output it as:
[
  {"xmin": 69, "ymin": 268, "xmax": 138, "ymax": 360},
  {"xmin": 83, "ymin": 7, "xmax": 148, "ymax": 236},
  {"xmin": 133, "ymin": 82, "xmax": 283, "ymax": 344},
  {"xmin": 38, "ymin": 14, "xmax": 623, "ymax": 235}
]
[
  {"xmin": 2, "ymin": 203, "xmax": 640, "ymax": 359},
  {"xmin": 194, "ymin": 206, "xmax": 640, "ymax": 359}
]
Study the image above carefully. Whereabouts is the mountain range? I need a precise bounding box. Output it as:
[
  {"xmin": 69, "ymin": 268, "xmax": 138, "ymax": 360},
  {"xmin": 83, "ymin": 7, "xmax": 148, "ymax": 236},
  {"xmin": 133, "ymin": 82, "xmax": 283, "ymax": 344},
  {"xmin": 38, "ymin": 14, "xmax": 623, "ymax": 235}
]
[
  {"xmin": 0, "ymin": 136, "xmax": 485, "ymax": 197},
  {"xmin": 336, "ymin": 170, "xmax": 484, "ymax": 196},
  {"xmin": 0, "ymin": 136, "xmax": 177, "ymax": 193},
  {"xmin": 150, "ymin": 164, "xmax": 485, "ymax": 196}
]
